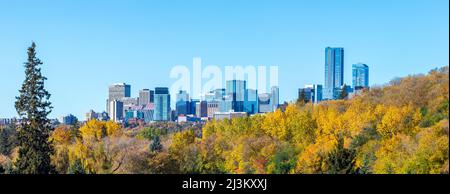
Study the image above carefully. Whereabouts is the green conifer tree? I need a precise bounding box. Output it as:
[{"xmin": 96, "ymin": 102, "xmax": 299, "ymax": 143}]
[{"xmin": 14, "ymin": 42, "xmax": 55, "ymax": 174}]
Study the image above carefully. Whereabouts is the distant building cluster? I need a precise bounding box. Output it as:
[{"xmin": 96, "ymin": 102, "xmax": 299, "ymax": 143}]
[
  {"xmin": 103, "ymin": 83, "xmax": 169, "ymax": 123},
  {"xmin": 175, "ymin": 80, "xmax": 279, "ymax": 122},
  {"xmin": 58, "ymin": 114, "xmax": 78, "ymax": 125},
  {"xmin": 0, "ymin": 118, "xmax": 18, "ymax": 126},
  {"xmin": 81, "ymin": 79, "xmax": 280, "ymax": 124},
  {"xmin": 42, "ymin": 47, "xmax": 369, "ymax": 125},
  {"xmin": 85, "ymin": 110, "xmax": 109, "ymax": 121},
  {"xmin": 298, "ymin": 47, "xmax": 370, "ymax": 103}
]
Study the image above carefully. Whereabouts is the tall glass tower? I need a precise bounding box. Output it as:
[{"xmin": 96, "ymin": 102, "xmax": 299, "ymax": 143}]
[
  {"xmin": 154, "ymin": 87, "xmax": 171, "ymax": 121},
  {"xmin": 352, "ymin": 63, "xmax": 369, "ymax": 89},
  {"xmin": 226, "ymin": 80, "xmax": 246, "ymax": 112},
  {"xmin": 324, "ymin": 47, "xmax": 344, "ymax": 99},
  {"xmin": 270, "ymin": 86, "xmax": 279, "ymax": 111}
]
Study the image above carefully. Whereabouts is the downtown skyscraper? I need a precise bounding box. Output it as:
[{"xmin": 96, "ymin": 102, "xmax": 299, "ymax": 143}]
[
  {"xmin": 139, "ymin": 89, "xmax": 154, "ymax": 106},
  {"xmin": 324, "ymin": 47, "xmax": 344, "ymax": 100},
  {"xmin": 226, "ymin": 80, "xmax": 246, "ymax": 112},
  {"xmin": 107, "ymin": 83, "xmax": 131, "ymax": 120},
  {"xmin": 352, "ymin": 63, "xmax": 369, "ymax": 89},
  {"xmin": 154, "ymin": 87, "xmax": 171, "ymax": 121}
]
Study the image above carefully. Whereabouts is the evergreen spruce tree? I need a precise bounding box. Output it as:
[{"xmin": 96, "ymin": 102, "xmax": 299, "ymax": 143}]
[
  {"xmin": 325, "ymin": 135, "xmax": 356, "ymax": 174},
  {"xmin": 339, "ymin": 84, "xmax": 348, "ymax": 100},
  {"xmin": 150, "ymin": 135, "xmax": 163, "ymax": 152},
  {"xmin": 14, "ymin": 42, "xmax": 55, "ymax": 174},
  {"xmin": 0, "ymin": 123, "xmax": 16, "ymax": 156}
]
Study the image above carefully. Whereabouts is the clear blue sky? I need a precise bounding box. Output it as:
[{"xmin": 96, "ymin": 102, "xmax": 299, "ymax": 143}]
[{"xmin": 0, "ymin": 0, "xmax": 448, "ymax": 120}]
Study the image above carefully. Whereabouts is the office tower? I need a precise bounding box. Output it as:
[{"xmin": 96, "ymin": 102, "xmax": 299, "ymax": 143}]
[
  {"xmin": 189, "ymin": 99, "xmax": 199, "ymax": 115},
  {"xmin": 107, "ymin": 83, "xmax": 130, "ymax": 115},
  {"xmin": 59, "ymin": 114, "xmax": 78, "ymax": 125},
  {"xmin": 97, "ymin": 111, "xmax": 110, "ymax": 121},
  {"xmin": 244, "ymin": 89, "xmax": 258, "ymax": 114},
  {"xmin": 109, "ymin": 100, "xmax": 123, "ymax": 122},
  {"xmin": 324, "ymin": 47, "xmax": 344, "ymax": 99},
  {"xmin": 176, "ymin": 90, "xmax": 190, "ymax": 116},
  {"xmin": 204, "ymin": 91, "xmax": 216, "ymax": 102},
  {"xmin": 196, "ymin": 101, "xmax": 208, "ymax": 118},
  {"xmin": 270, "ymin": 86, "xmax": 279, "ymax": 111},
  {"xmin": 85, "ymin": 110, "xmax": 98, "ymax": 121},
  {"xmin": 219, "ymin": 95, "xmax": 233, "ymax": 112},
  {"xmin": 108, "ymin": 83, "xmax": 131, "ymax": 100},
  {"xmin": 214, "ymin": 89, "xmax": 226, "ymax": 100},
  {"xmin": 176, "ymin": 101, "xmax": 190, "ymax": 116},
  {"xmin": 333, "ymin": 85, "xmax": 353, "ymax": 99},
  {"xmin": 176, "ymin": 90, "xmax": 189, "ymax": 102},
  {"xmin": 258, "ymin": 93, "xmax": 272, "ymax": 113},
  {"xmin": 149, "ymin": 90, "xmax": 155, "ymax": 103},
  {"xmin": 352, "ymin": 63, "xmax": 369, "ymax": 90},
  {"xmin": 226, "ymin": 80, "xmax": 246, "ymax": 112},
  {"xmin": 139, "ymin": 89, "xmax": 153, "ymax": 106},
  {"xmin": 207, "ymin": 101, "xmax": 220, "ymax": 118},
  {"xmin": 299, "ymin": 84, "xmax": 323, "ymax": 104},
  {"xmin": 153, "ymin": 87, "xmax": 171, "ymax": 121}
]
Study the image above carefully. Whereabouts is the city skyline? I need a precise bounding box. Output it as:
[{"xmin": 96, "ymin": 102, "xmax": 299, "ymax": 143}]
[{"xmin": 0, "ymin": 0, "xmax": 448, "ymax": 119}]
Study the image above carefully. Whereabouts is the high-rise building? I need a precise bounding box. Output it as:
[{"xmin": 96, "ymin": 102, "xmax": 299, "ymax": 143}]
[
  {"xmin": 299, "ymin": 84, "xmax": 323, "ymax": 104},
  {"xmin": 107, "ymin": 83, "xmax": 130, "ymax": 115},
  {"xmin": 97, "ymin": 111, "xmax": 110, "ymax": 121},
  {"xmin": 85, "ymin": 110, "xmax": 98, "ymax": 121},
  {"xmin": 244, "ymin": 89, "xmax": 258, "ymax": 114},
  {"xmin": 108, "ymin": 83, "xmax": 130, "ymax": 100},
  {"xmin": 153, "ymin": 87, "xmax": 171, "ymax": 121},
  {"xmin": 189, "ymin": 99, "xmax": 200, "ymax": 115},
  {"xmin": 196, "ymin": 101, "xmax": 208, "ymax": 118},
  {"xmin": 324, "ymin": 47, "xmax": 344, "ymax": 99},
  {"xmin": 176, "ymin": 101, "xmax": 190, "ymax": 116},
  {"xmin": 176, "ymin": 90, "xmax": 190, "ymax": 116},
  {"xmin": 219, "ymin": 95, "xmax": 233, "ymax": 112},
  {"xmin": 214, "ymin": 88, "xmax": 226, "ymax": 100},
  {"xmin": 139, "ymin": 89, "xmax": 154, "ymax": 106},
  {"xmin": 258, "ymin": 93, "xmax": 272, "ymax": 113},
  {"xmin": 226, "ymin": 80, "xmax": 246, "ymax": 112},
  {"xmin": 204, "ymin": 91, "xmax": 216, "ymax": 102},
  {"xmin": 352, "ymin": 63, "xmax": 369, "ymax": 89},
  {"xmin": 109, "ymin": 100, "xmax": 124, "ymax": 122},
  {"xmin": 270, "ymin": 86, "xmax": 279, "ymax": 111},
  {"xmin": 207, "ymin": 101, "xmax": 220, "ymax": 118},
  {"xmin": 87, "ymin": 110, "xmax": 109, "ymax": 121},
  {"xmin": 176, "ymin": 90, "xmax": 189, "ymax": 102},
  {"xmin": 59, "ymin": 114, "xmax": 78, "ymax": 125}
]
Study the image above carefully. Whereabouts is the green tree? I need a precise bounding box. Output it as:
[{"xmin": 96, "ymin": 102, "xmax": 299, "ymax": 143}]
[
  {"xmin": 325, "ymin": 136, "xmax": 356, "ymax": 174},
  {"xmin": 14, "ymin": 42, "xmax": 55, "ymax": 174},
  {"xmin": 339, "ymin": 84, "xmax": 348, "ymax": 100},
  {"xmin": 150, "ymin": 135, "xmax": 163, "ymax": 152},
  {"xmin": 0, "ymin": 123, "xmax": 17, "ymax": 155},
  {"xmin": 67, "ymin": 159, "xmax": 86, "ymax": 174}
]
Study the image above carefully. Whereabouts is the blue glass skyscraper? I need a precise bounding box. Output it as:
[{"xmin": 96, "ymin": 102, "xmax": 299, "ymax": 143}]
[
  {"xmin": 352, "ymin": 63, "xmax": 369, "ymax": 89},
  {"xmin": 154, "ymin": 87, "xmax": 171, "ymax": 121},
  {"xmin": 324, "ymin": 47, "xmax": 344, "ymax": 99},
  {"xmin": 175, "ymin": 90, "xmax": 190, "ymax": 116},
  {"xmin": 226, "ymin": 80, "xmax": 246, "ymax": 112},
  {"xmin": 244, "ymin": 89, "xmax": 258, "ymax": 114}
]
